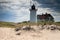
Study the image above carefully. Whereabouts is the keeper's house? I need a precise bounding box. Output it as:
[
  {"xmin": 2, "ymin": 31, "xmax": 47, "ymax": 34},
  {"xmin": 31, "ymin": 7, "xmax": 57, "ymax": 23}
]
[{"xmin": 37, "ymin": 13, "xmax": 54, "ymax": 22}]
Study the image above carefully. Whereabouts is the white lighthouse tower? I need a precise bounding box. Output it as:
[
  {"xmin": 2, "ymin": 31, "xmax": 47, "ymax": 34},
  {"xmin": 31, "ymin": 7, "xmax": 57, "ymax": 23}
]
[{"xmin": 30, "ymin": 4, "xmax": 37, "ymax": 23}]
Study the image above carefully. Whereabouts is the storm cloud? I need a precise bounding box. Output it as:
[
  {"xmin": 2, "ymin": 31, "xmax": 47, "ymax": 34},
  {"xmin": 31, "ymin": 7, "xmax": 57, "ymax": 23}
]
[{"xmin": 33, "ymin": 0, "xmax": 60, "ymax": 12}]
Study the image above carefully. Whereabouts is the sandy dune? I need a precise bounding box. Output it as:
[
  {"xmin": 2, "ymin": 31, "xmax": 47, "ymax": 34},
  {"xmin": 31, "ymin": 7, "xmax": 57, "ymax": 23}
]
[{"xmin": 0, "ymin": 26, "xmax": 60, "ymax": 40}]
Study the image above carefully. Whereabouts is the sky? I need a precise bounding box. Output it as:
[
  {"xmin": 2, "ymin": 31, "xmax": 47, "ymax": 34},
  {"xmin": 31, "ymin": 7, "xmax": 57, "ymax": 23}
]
[{"xmin": 0, "ymin": 0, "xmax": 60, "ymax": 23}]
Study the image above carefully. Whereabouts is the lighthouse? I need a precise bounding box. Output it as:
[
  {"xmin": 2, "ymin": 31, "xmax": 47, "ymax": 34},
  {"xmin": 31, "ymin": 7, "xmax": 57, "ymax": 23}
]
[{"xmin": 30, "ymin": 4, "xmax": 37, "ymax": 23}]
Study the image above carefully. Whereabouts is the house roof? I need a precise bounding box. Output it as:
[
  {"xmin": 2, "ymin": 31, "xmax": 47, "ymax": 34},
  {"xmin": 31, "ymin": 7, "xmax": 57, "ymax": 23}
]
[{"xmin": 37, "ymin": 13, "xmax": 54, "ymax": 19}]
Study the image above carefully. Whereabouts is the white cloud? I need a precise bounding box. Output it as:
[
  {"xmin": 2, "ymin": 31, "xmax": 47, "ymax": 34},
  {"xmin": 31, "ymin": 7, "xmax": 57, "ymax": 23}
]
[{"xmin": 54, "ymin": 16, "xmax": 60, "ymax": 22}]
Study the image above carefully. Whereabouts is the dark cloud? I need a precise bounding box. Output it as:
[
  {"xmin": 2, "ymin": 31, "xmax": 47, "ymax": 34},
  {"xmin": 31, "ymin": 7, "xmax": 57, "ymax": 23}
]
[
  {"xmin": 33, "ymin": 0, "xmax": 60, "ymax": 12},
  {"xmin": 33, "ymin": 0, "xmax": 60, "ymax": 4},
  {"xmin": 0, "ymin": 1, "xmax": 11, "ymax": 4}
]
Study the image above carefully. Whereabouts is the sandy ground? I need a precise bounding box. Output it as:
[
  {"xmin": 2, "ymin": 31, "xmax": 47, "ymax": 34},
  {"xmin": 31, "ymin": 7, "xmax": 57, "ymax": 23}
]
[{"xmin": 0, "ymin": 26, "xmax": 60, "ymax": 40}]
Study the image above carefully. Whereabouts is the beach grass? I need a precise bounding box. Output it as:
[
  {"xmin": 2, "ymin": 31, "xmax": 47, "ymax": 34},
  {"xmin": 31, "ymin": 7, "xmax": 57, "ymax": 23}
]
[
  {"xmin": 0, "ymin": 21, "xmax": 17, "ymax": 28},
  {"xmin": 0, "ymin": 21, "xmax": 60, "ymax": 28}
]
